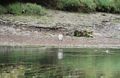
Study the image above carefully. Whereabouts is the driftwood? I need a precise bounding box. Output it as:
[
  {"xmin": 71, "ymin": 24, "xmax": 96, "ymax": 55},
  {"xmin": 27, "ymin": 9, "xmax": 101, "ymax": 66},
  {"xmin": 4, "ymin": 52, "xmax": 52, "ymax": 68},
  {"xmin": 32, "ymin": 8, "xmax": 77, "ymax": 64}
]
[{"xmin": 74, "ymin": 30, "xmax": 93, "ymax": 37}]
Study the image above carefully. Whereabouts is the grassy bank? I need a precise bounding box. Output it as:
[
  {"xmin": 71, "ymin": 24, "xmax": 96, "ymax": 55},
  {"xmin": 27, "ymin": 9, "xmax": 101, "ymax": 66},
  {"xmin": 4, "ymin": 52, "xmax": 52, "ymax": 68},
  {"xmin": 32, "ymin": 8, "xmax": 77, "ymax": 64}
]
[
  {"xmin": 57, "ymin": 0, "xmax": 120, "ymax": 13},
  {"xmin": 0, "ymin": 0, "xmax": 120, "ymax": 15},
  {"xmin": 0, "ymin": 3, "xmax": 46, "ymax": 15}
]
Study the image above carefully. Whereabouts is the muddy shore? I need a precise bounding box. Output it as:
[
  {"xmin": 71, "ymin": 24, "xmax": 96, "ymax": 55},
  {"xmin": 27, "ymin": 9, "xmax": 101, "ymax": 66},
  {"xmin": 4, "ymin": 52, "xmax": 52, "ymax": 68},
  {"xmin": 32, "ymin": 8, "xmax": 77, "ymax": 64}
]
[{"xmin": 0, "ymin": 10, "xmax": 120, "ymax": 48}]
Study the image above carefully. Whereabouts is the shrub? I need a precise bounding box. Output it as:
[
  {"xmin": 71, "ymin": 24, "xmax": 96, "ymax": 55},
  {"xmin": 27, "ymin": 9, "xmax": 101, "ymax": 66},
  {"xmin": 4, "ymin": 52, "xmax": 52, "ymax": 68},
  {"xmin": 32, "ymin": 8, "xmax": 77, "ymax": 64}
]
[
  {"xmin": 7, "ymin": 2, "xmax": 46, "ymax": 15},
  {"xmin": 24, "ymin": 3, "xmax": 46, "ymax": 15},
  {"xmin": 0, "ymin": 5, "xmax": 7, "ymax": 14},
  {"xmin": 7, "ymin": 3, "xmax": 24, "ymax": 15},
  {"xmin": 114, "ymin": 0, "xmax": 120, "ymax": 13},
  {"xmin": 57, "ymin": 0, "xmax": 96, "ymax": 12},
  {"xmin": 80, "ymin": 0, "xmax": 96, "ymax": 11},
  {"xmin": 2, "ymin": 0, "xmax": 120, "ymax": 14},
  {"xmin": 96, "ymin": 0, "xmax": 115, "ymax": 12},
  {"xmin": 57, "ymin": 0, "xmax": 83, "ymax": 11}
]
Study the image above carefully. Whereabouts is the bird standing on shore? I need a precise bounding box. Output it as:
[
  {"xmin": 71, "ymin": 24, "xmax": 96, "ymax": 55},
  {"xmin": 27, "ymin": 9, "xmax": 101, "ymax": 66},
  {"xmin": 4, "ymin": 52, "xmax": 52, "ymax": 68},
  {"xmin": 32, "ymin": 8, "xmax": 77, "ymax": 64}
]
[{"xmin": 58, "ymin": 34, "xmax": 63, "ymax": 41}]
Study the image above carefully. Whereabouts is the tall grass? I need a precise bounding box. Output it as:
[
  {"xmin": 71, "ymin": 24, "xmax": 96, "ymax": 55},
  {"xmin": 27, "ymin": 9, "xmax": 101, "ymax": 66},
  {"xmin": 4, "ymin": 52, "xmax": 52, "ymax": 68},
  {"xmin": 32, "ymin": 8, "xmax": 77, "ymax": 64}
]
[
  {"xmin": 1, "ymin": 0, "xmax": 120, "ymax": 14},
  {"xmin": 96, "ymin": 0, "xmax": 115, "ymax": 12},
  {"xmin": 24, "ymin": 3, "xmax": 46, "ymax": 15},
  {"xmin": 57, "ymin": 0, "xmax": 81, "ymax": 11},
  {"xmin": 56, "ymin": 0, "xmax": 120, "ymax": 13},
  {"xmin": 95, "ymin": 0, "xmax": 120, "ymax": 13},
  {"xmin": 57, "ymin": 0, "xmax": 96, "ymax": 12},
  {"xmin": 7, "ymin": 3, "xmax": 46, "ymax": 15},
  {"xmin": 7, "ymin": 3, "xmax": 24, "ymax": 15},
  {"xmin": 80, "ymin": 0, "xmax": 96, "ymax": 11},
  {"xmin": 114, "ymin": 0, "xmax": 120, "ymax": 13}
]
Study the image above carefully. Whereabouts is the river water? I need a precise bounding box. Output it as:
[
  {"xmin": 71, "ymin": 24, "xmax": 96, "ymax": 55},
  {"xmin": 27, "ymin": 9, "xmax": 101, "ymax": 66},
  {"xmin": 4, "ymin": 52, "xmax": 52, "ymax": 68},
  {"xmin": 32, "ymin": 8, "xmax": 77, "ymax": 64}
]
[{"xmin": 0, "ymin": 46, "xmax": 120, "ymax": 78}]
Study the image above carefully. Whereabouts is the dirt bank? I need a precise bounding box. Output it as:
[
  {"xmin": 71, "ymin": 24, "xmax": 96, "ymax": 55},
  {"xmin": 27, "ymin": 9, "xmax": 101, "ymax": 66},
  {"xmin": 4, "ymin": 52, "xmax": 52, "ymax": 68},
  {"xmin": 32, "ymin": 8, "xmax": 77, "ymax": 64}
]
[{"xmin": 0, "ymin": 10, "xmax": 120, "ymax": 48}]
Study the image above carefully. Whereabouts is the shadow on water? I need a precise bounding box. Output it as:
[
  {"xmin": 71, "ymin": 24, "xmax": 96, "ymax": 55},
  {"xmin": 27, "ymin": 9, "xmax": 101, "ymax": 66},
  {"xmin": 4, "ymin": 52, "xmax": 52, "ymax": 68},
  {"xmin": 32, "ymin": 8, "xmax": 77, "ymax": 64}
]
[{"xmin": 0, "ymin": 46, "xmax": 120, "ymax": 78}]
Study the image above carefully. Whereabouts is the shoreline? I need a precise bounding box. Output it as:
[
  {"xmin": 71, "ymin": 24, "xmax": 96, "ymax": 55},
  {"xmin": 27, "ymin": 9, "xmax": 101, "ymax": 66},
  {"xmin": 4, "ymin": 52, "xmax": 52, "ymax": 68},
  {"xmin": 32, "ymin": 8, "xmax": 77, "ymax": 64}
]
[
  {"xmin": 0, "ymin": 42, "xmax": 120, "ymax": 49},
  {"xmin": 0, "ymin": 10, "xmax": 120, "ymax": 49},
  {"xmin": 0, "ymin": 44, "xmax": 120, "ymax": 49}
]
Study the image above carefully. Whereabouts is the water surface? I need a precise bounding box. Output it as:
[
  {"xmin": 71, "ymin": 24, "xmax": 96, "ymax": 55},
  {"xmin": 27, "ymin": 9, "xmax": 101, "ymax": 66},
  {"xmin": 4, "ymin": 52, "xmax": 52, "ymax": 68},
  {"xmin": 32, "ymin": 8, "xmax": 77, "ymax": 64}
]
[{"xmin": 0, "ymin": 46, "xmax": 120, "ymax": 78}]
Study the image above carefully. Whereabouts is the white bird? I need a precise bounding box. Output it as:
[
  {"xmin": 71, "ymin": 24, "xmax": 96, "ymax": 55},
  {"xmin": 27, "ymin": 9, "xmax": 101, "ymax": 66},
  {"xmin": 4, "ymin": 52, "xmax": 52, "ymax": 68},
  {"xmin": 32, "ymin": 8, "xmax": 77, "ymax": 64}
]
[{"xmin": 58, "ymin": 34, "xmax": 63, "ymax": 41}]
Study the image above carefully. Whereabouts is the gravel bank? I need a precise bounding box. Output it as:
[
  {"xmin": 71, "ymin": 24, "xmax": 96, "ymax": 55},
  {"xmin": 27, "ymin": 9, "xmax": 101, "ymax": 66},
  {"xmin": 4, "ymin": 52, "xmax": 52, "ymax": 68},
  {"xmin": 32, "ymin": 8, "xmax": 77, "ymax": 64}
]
[{"xmin": 0, "ymin": 10, "xmax": 120, "ymax": 48}]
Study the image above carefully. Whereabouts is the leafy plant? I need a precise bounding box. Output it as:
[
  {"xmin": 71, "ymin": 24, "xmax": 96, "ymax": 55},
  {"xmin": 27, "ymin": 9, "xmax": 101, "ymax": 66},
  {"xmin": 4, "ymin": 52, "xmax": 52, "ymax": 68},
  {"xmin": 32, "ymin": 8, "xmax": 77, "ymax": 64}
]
[
  {"xmin": 7, "ymin": 2, "xmax": 46, "ymax": 15},
  {"xmin": 58, "ymin": 0, "xmax": 81, "ymax": 11},
  {"xmin": 114, "ymin": 0, "xmax": 120, "ymax": 13},
  {"xmin": 96, "ymin": 0, "xmax": 115, "ymax": 12},
  {"xmin": 80, "ymin": 0, "xmax": 96, "ymax": 11},
  {"xmin": 24, "ymin": 3, "xmax": 46, "ymax": 15},
  {"xmin": 57, "ymin": 0, "xmax": 96, "ymax": 12},
  {"xmin": 7, "ymin": 3, "xmax": 24, "ymax": 15}
]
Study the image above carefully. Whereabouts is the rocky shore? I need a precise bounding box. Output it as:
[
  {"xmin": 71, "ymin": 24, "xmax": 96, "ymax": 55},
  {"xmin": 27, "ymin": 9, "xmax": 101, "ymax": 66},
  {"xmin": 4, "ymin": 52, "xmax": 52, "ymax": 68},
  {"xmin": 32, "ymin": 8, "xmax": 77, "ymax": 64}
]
[{"xmin": 0, "ymin": 10, "xmax": 120, "ymax": 48}]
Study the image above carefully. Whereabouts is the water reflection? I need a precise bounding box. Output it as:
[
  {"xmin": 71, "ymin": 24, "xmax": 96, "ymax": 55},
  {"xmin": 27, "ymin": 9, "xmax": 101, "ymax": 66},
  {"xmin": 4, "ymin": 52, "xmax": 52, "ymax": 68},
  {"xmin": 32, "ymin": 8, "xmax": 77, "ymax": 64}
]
[
  {"xmin": 58, "ymin": 48, "xmax": 63, "ymax": 60},
  {"xmin": 0, "ymin": 47, "xmax": 120, "ymax": 78}
]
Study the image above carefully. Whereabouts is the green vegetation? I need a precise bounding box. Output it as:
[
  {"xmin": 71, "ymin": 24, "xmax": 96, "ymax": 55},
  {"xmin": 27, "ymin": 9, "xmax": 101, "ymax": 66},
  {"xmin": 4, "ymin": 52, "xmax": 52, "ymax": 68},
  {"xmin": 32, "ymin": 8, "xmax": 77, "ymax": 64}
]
[
  {"xmin": 97, "ymin": 0, "xmax": 120, "ymax": 13},
  {"xmin": 96, "ymin": 0, "xmax": 115, "ymax": 12},
  {"xmin": 0, "ymin": 5, "xmax": 7, "ymax": 14},
  {"xmin": 7, "ymin": 3, "xmax": 24, "ymax": 15},
  {"xmin": 7, "ymin": 3, "xmax": 46, "ymax": 15},
  {"xmin": 80, "ymin": 0, "xmax": 96, "ymax": 11},
  {"xmin": 0, "ymin": 0, "xmax": 120, "ymax": 14},
  {"xmin": 57, "ymin": 0, "xmax": 120, "ymax": 13},
  {"xmin": 40, "ymin": 0, "xmax": 119, "ymax": 13},
  {"xmin": 57, "ymin": 0, "xmax": 96, "ymax": 12},
  {"xmin": 57, "ymin": 0, "xmax": 81, "ymax": 11},
  {"xmin": 114, "ymin": 0, "xmax": 120, "ymax": 13}
]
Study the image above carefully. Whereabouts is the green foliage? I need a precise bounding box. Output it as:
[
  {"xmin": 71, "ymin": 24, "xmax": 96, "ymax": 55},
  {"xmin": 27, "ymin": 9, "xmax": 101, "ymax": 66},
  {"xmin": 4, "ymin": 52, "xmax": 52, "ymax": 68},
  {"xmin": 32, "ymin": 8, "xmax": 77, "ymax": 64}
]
[
  {"xmin": 55, "ymin": 0, "xmax": 120, "ymax": 13},
  {"xmin": 95, "ymin": 0, "xmax": 120, "ymax": 13},
  {"xmin": 96, "ymin": 0, "xmax": 115, "ymax": 12},
  {"xmin": 114, "ymin": 0, "xmax": 120, "ymax": 13},
  {"xmin": 80, "ymin": 0, "xmax": 96, "ymax": 11},
  {"xmin": 57, "ymin": 0, "xmax": 80, "ymax": 10},
  {"xmin": 7, "ymin": 3, "xmax": 24, "ymax": 15},
  {"xmin": 1, "ymin": 0, "xmax": 120, "ymax": 14},
  {"xmin": 57, "ymin": 0, "xmax": 96, "ymax": 12},
  {"xmin": 7, "ymin": 3, "xmax": 46, "ymax": 15},
  {"xmin": 24, "ymin": 3, "xmax": 46, "ymax": 15},
  {"xmin": 0, "ymin": 5, "xmax": 7, "ymax": 14}
]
